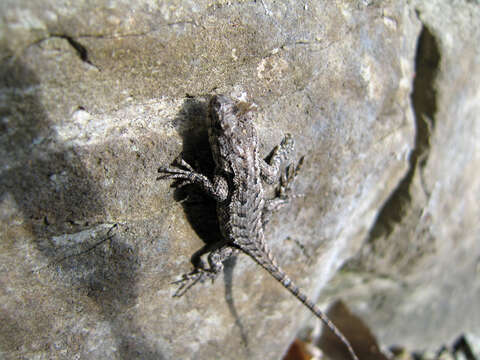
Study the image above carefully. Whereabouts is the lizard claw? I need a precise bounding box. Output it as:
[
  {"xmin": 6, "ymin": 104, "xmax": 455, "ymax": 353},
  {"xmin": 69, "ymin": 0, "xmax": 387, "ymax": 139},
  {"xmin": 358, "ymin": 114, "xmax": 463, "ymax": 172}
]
[
  {"xmin": 171, "ymin": 267, "xmax": 219, "ymax": 297},
  {"xmin": 172, "ymin": 271, "xmax": 203, "ymax": 297},
  {"xmin": 173, "ymin": 156, "xmax": 195, "ymax": 172},
  {"xmin": 278, "ymin": 155, "xmax": 305, "ymax": 198},
  {"xmin": 158, "ymin": 157, "xmax": 199, "ymax": 185},
  {"xmin": 280, "ymin": 133, "xmax": 294, "ymax": 153},
  {"xmin": 171, "ymin": 268, "xmax": 212, "ymax": 297}
]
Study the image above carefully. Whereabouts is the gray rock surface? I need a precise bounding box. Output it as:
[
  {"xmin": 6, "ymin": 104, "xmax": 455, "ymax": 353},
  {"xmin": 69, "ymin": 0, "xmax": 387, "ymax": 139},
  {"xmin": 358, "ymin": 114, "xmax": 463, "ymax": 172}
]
[
  {"xmin": 0, "ymin": 0, "xmax": 476, "ymax": 359},
  {"xmin": 323, "ymin": 0, "xmax": 480, "ymax": 355}
]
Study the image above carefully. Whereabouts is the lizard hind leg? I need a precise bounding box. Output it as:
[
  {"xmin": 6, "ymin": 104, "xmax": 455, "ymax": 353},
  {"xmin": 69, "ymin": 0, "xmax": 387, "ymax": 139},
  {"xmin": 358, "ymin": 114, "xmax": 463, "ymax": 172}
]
[
  {"xmin": 171, "ymin": 269, "xmax": 206, "ymax": 297},
  {"xmin": 172, "ymin": 245, "xmax": 238, "ymax": 297}
]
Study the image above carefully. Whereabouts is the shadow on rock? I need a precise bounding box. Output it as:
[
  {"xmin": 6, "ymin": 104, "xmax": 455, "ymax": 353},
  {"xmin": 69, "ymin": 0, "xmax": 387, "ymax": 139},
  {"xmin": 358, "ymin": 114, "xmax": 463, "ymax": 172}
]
[
  {"xmin": 163, "ymin": 96, "xmax": 249, "ymax": 350},
  {"xmin": 0, "ymin": 56, "xmax": 164, "ymax": 359},
  {"xmin": 168, "ymin": 96, "xmax": 223, "ymax": 251}
]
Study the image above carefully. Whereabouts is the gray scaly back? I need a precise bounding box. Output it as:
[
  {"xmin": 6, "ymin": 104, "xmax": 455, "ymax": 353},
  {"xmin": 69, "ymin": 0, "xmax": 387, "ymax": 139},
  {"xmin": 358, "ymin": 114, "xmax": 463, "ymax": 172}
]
[{"xmin": 158, "ymin": 95, "xmax": 358, "ymax": 360}]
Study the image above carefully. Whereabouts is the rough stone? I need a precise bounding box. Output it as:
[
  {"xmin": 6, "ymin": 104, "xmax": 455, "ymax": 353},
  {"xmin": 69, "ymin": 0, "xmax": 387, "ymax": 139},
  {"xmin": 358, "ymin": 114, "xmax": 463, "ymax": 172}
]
[
  {"xmin": 1, "ymin": 0, "xmax": 476, "ymax": 359},
  {"xmin": 322, "ymin": 0, "xmax": 480, "ymax": 355}
]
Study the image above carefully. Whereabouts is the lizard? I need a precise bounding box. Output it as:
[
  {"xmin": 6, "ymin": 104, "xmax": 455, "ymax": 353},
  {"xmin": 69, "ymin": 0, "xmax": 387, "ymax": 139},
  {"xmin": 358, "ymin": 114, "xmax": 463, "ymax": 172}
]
[{"xmin": 158, "ymin": 94, "xmax": 359, "ymax": 360}]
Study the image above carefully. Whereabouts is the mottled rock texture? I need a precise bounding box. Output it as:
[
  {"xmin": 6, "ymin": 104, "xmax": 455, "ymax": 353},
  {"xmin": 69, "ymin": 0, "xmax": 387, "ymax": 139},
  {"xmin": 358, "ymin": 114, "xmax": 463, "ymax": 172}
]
[
  {"xmin": 326, "ymin": 0, "xmax": 480, "ymax": 354},
  {"xmin": 0, "ymin": 0, "xmax": 477, "ymax": 359}
]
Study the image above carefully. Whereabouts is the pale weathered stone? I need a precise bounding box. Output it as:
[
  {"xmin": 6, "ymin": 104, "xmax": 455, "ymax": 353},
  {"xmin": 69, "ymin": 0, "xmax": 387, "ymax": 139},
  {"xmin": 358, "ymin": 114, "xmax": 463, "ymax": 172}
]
[
  {"xmin": 322, "ymin": 0, "xmax": 480, "ymax": 355},
  {"xmin": 1, "ymin": 0, "xmax": 476, "ymax": 359}
]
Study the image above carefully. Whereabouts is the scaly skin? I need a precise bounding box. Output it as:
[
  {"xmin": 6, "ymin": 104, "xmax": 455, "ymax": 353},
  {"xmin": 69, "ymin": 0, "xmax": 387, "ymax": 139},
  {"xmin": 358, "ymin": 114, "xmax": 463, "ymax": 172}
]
[{"xmin": 158, "ymin": 95, "xmax": 358, "ymax": 360}]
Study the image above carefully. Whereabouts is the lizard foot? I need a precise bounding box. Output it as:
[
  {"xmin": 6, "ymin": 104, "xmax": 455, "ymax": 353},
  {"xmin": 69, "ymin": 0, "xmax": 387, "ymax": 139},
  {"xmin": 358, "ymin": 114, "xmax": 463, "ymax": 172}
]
[
  {"xmin": 278, "ymin": 155, "xmax": 305, "ymax": 199},
  {"xmin": 171, "ymin": 268, "xmax": 216, "ymax": 297},
  {"xmin": 158, "ymin": 156, "xmax": 201, "ymax": 188}
]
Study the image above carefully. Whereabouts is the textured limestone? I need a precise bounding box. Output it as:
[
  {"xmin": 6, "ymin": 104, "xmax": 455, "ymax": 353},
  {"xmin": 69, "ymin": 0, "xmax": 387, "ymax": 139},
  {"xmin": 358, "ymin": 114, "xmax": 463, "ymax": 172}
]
[
  {"xmin": 324, "ymin": 0, "xmax": 480, "ymax": 354},
  {"xmin": 1, "ymin": 1, "xmax": 475, "ymax": 359}
]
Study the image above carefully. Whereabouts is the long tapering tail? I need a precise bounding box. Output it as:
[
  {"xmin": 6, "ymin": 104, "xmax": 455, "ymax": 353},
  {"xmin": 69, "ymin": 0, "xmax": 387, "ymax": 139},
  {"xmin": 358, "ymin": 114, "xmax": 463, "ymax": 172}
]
[{"xmin": 243, "ymin": 244, "xmax": 359, "ymax": 360}]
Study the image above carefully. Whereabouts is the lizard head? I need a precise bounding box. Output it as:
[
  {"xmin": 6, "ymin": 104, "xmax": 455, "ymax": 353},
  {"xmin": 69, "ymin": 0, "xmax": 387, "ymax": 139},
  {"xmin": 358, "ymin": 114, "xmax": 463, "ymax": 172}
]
[
  {"xmin": 207, "ymin": 95, "xmax": 257, "ymax": 172},
  {"xmin": 207, "ymin": 95, "xmax": 239, "ymax": 135}
]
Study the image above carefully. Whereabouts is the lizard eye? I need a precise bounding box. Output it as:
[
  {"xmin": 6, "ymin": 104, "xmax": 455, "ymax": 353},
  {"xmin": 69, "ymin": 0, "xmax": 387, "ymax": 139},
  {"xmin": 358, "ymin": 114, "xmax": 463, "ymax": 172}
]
[
  {"xmin": 211, "ymin": 98, "xmax": 222, "ymax": 111},
  {"xmin": 214, "ymin": 121, "xmax": 223, "ymax": 131}
]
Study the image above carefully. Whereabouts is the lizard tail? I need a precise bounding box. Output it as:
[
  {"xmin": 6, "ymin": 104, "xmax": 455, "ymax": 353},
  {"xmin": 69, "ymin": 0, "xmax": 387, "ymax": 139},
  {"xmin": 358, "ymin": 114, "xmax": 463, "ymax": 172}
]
[
  {"xmin": 243, "ymin": 245, "xmax": 359, "ymax": 360},
  {"xmin": 273, "ymin": 270, "xmax": 359, "ymax": 360}
]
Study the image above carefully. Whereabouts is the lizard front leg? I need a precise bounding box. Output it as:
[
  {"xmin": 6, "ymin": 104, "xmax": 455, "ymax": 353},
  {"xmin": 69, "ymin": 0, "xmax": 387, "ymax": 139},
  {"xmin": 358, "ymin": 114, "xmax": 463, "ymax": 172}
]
[
  {"xmin": 158, "ymin": 155, "xmax": 229, "ymax": 202},
  {"xmin": 260, "ymin": 133, "xmax": 295, "ymax": 184},
  {"xmin": 260, "ymin": 134, "xmax": 304, "ymax": 224},
  {"xmin": 263, "ymin": 156, "xmax": 304, "ymax": 225}
]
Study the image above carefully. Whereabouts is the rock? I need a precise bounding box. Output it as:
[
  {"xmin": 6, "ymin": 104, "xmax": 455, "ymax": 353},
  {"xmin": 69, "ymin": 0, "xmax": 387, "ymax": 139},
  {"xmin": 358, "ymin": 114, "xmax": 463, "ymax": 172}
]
[
  {"xmin": 2, "ymin": 1, "xmax": 476, "ymax": 359},
  {"xmin": 323, "ymin": 0, "xmax": 480, "ymax": 353}
]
